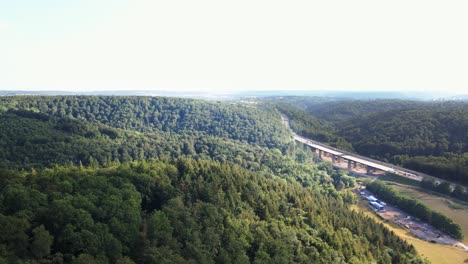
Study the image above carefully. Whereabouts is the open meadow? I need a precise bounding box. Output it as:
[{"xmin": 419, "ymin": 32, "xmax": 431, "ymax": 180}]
[
  {"xmin": 389, "ymin": 184, "xmax": 468, "ymax": 245},
  {"xmin": 353, "ymin": 196, "xmax": 468, "ymax": 264}
]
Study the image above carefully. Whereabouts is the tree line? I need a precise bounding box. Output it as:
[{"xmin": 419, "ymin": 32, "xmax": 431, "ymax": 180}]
[
  {"xmin": 420, "ymin": 177, "xmax": 468, "ymax": 202},
  {"xmin": 366, "ymin": 180, "xmax": 463, "ymax": 240}
]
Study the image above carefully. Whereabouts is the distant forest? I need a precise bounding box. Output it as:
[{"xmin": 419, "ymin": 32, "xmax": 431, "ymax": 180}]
[
  {"xmin": 0, "ymin": 96, "xmax": 425, "ymax": 263},
  {"xmin": 272, "ymin": 98, "xmax": 468, "ymax": 185},
  {"xmin": 0, "ymin": 96, "xmax": 289, "ymax": 169}
]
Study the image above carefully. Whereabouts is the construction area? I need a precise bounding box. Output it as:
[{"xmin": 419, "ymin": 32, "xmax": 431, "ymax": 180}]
[{"xmin": 357, "ymin": 187, "xmax": 468, "ymax": 252}]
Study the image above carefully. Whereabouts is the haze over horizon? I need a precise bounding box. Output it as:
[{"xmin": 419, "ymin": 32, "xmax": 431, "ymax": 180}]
[
  {"xmin": 1, "ymin": 2, "xmax": 468, "ymax": 261},
  {"xmin": 1, "ymin": 0, "xmax": 467, "ymax": 94}
]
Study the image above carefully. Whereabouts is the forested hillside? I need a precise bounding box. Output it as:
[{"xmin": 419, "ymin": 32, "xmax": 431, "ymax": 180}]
[
  {"xmin": 275, "ymin": 103, "xmax": 353, "ymax": 151},
  {"xmin": 0, "ymin": 159, "xmax": 422, "ymax": 263},
  {"xmin": 305, "ymin": 99, "xmax": 468, "ymax": 124},
  {"xmin": 339, "ymin": 109, "xmax": 468, "ymax": 183},
  {"xmin": 339, "ymin": 109, "xmax": 468, "ymax": 157},
  {"xmin": 0, "ymin": 96, "xmax": 426, "ymax": 263},
  {"xmin": 271, "ymin": 98, "xmax": 468, "ymax": 184},
  {"xmin": 0, "ymin": 110, "xmax": 286, "ymax": 170},
  {"xmin": 0, "ymin": 96, "xmax": 289, "ymax": 148}
]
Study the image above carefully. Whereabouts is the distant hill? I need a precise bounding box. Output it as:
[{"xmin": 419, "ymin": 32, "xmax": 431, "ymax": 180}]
[
  {"xmin": 305, "ymin": 99, "xmax": 468, "ymax": 124},
  {"xmin": 0, "ymin": 96, "xmax": 289, "ymax": 149},
  {"xmin": 271, "ymin": 98, "xmax": 468, "ymax": 184},
  {"xmin": 339, "ymin": 109, "xmax": 468, "ymax": 184},
  {"xmin": 0, "ymin": 96, "xmax": 292, "ymax": 170},
  {"xmin": 2, "ymin": 89, "xmax": 467, "ymax": 100}
]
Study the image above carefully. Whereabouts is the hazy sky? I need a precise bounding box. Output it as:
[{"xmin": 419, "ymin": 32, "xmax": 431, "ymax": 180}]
[{"xmin": 1, "ymin": 0, "xmax": 467, "ymax": 93}]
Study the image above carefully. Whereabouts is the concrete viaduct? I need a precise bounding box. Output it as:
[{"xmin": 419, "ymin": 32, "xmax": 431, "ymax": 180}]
[
  {"xmin": 281, "ymin": 115, "xmax": 425, "ymax": 181},
  {"xmin": 295, "ymin": 135, "xmax": 399, "ymax": 176}
]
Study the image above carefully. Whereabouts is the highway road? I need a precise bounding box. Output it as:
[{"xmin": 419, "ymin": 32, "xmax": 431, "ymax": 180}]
[{"xmin": 281, "ymin": 114, "xmax": 425, "ymax": 182}]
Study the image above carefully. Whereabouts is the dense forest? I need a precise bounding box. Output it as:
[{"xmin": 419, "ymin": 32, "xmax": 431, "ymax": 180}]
[
  {"xmin": 271, "ymin": 98, "xmax": 468, "ymax": 184},
  {"xmin": 0, "ymin": 159, "xmax": 423, "ymax": 263},
  {"xmin": 275, "ymin": 103, "xmax": 353, "ymax": 151},
  {"xmin": 0, "ymin": 110, "xmax": 285, "ymax": 170},
  {"xmin": 304, "ymin": 99, "xmax": 468, "ymax": 124},
  {"xmin": 0, "ymin": 96, "xmax": 427, "ymax": 263},
  {"xmin": 0, "ymin": 96, "xmax": 289, "ymax": 148},
  {"xmin": 0, "ymin": 96, "xmax": 290, "ymax": 170},
  {"xmin": 340, "ymin": 109, "xmax": 468, "ymax": 183}
]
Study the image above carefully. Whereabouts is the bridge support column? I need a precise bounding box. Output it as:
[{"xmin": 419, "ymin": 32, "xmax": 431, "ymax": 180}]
[
  {"xmin": 336, "ymin": 156, "xmax": 341, "ymax": 163},
  {"xmin": 347, "ymin": 160, "xmax": 352, "ymax": 170},
  {"xmin": 353, "ymin": 162, "xmax": 357, "ymax": 169},
  {"xmin": 331, "ymin": 154, "xmax": 335, "ymax": 164},
  {"xmin": 366, "ymin": 166, "xmax": 372, "ymax": 175},
  {"xmin": 318, "ymin": 150, "xmax": 322, "ymax": 158}
]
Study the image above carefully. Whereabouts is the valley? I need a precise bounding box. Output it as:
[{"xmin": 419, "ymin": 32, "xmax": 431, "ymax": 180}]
[
  {"xmin": 0, "ymin": 95, "xmax": 466, "ymax": 263},
  {"xmin": 0, "ymin": 96, "xmax": 428, "ymax": 263},
  {"xmin": 279, "ymin": 107, "xmax": 468, "ymax": 263}
]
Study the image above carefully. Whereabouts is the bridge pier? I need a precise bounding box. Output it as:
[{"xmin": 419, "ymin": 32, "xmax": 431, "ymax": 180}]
[
  {"xmin": 291, "ymin": 133, "xmax": 424, "ymax": 182},
  {"xmin": 331, "ymin": 154, "xmax": 335, "ymax": 164}
]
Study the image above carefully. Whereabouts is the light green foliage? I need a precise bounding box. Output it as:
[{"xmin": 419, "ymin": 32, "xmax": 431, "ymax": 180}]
[
  {"xmin": 0, "ymin": 96, "xmax": 426, "ymax": 263},
  {"xmin": 0, "ymin": 160, "xmax": 423, "ymax": 263}
]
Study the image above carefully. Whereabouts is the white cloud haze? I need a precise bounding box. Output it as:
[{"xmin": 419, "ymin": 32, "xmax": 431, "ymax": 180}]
[{"xmin": 0, "ymin": 0, "xmax": 467, "ymax": 94}]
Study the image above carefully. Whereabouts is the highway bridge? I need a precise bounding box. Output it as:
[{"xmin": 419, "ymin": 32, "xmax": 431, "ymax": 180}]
[{"xmin": 281, "ymin": 115, "xmax": 426, "ymax": 181}]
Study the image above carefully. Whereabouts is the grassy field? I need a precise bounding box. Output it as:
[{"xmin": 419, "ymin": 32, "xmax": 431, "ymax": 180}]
[
  {"xmin": 391, "ymin": 184, "xmax": 468, "ymax": 245},
  {"xmin": 378, "ymin": 173, "xmax": 421, "ymax": 187},
  {"xmin": 352, "ymin": 198, "xmax": 468, "ymax": 264}
]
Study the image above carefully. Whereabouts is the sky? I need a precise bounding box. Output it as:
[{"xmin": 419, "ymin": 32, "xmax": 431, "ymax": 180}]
[{"xmin": 1, "ymin": 0, "xmax": 467, "ymax": 94}]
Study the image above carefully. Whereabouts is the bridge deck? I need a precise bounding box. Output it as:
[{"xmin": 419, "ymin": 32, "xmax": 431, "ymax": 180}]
[
  {"xmin": 341, "ymin": 155, "xmax": 395, "ymax": 172},
  {"xmin": 294, "ymin": 137, "xmax": 343, "ymax": 155},
  {"xmin": 282, "ymin": 114, "xmax": 425, "ymax": 181}
]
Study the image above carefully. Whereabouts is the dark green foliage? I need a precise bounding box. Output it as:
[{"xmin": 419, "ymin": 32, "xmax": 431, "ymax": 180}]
[
  {"xmin": 400, "ymin": 154, "xmax": 468, "ymax": 184},
  {"xmin": 420, "ymin": 177, "xmax": 468, "ymax": 202},
  {"xmin": 31, "ymin": 225, "xmax": 54, "ymax": 259},
  {"xmin": 0, "ymin": 214, "xmax": 30, "ymax": 257},
  {"xmin": 0, "ymin": 96, "xmax": 290, "ymax": 148},
  {"xmin": 7, "ymin": 108, "xmax": 50, "ymax": 121},
  {"xmin": 331, "ymin": 170, "xmax": 356, "ymax": 190},
  {"xmin": 339, "ymin": 109, "xmax": 468, "ymax": 156},
  {"xmin": 0, "ymin": 96, "xmax": 425, "ymax": 263},
  {"xmin": 366, "ymin": 180, "xmax": 463, "ymax": 240},
  {"xmin": 340, "ymin": 109, "xmax": 468, "ymax": 183},
  {"xmin": 275, "ymin": 103, "xmax": 353, "ymax": 151},
  {"xmin": 0, "ymin": 160, "xmax": 422, "ymax": 263},
  {"xmin": 99, "ymin": 127, "xmax": 120, "ymax": 139},
  {"xmin": 303, "ymin": 99, "xmax": 468, "ymax": 124},
  {"xmin": 0, "ymin": 111, "xmax": 325, "ymax": 182},
  {"xmin": 270, "ymin": 98, "xmax": 468, "ymax": 184}
]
